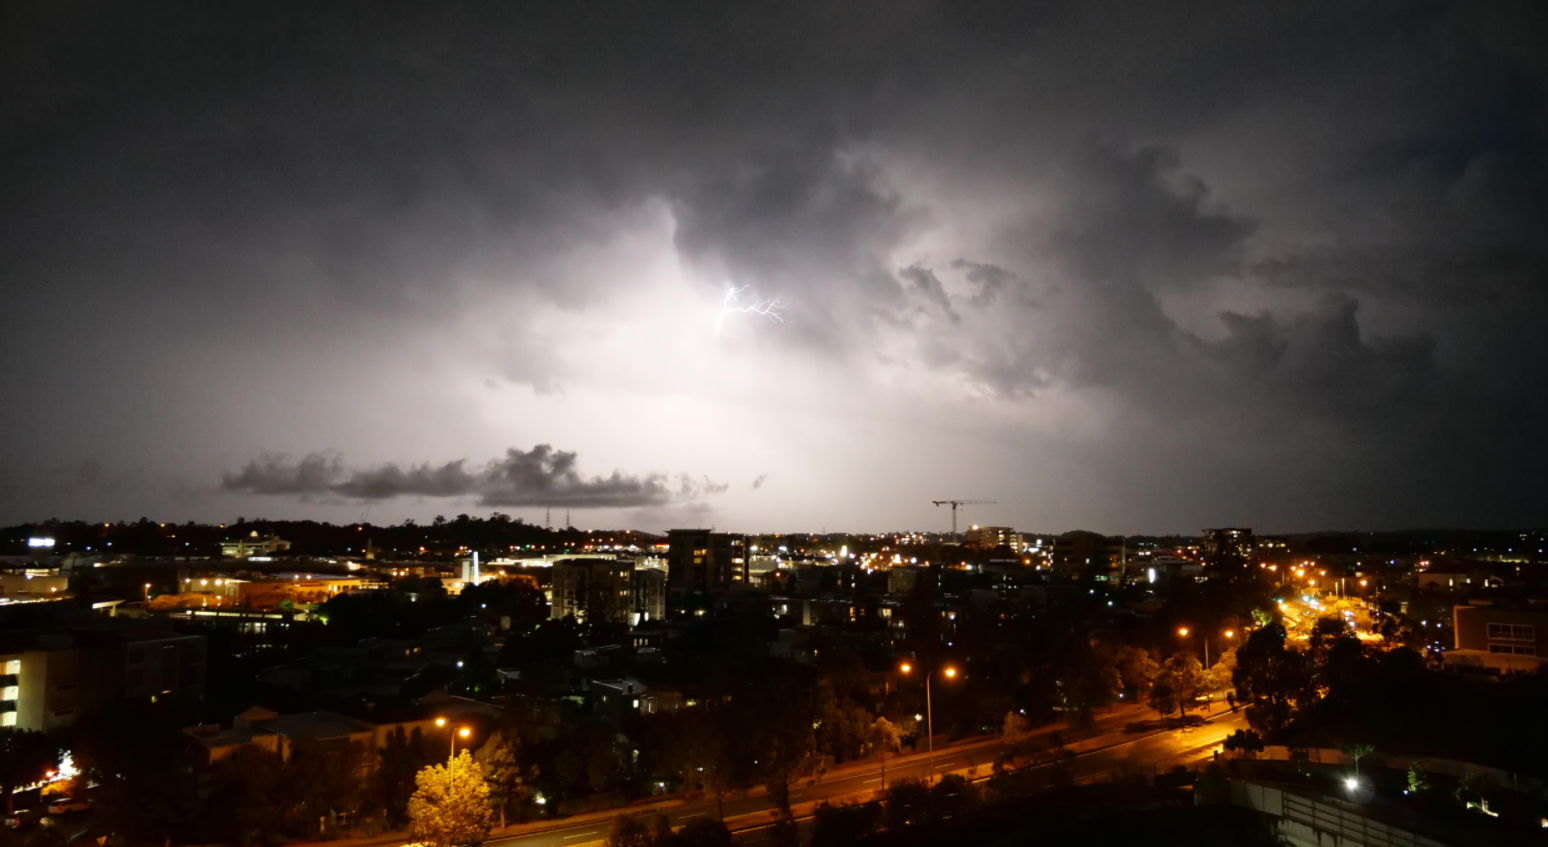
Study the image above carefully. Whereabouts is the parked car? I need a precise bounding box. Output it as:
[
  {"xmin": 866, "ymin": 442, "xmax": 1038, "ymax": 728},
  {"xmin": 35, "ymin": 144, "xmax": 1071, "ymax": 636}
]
[
  {"xmin": 5, "ymin": 810, "xmax": 42, "ymax": 829},
  {"xmin": 46, "ymin": 798, "xmax": 90, "ymax": 815}
]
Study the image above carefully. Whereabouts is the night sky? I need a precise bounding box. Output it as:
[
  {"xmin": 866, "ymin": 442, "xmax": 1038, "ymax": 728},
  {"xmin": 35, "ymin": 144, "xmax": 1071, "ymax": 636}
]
[{"xmin": 3, "ymin": 2, "xmax": 1546, "ymax": 534}]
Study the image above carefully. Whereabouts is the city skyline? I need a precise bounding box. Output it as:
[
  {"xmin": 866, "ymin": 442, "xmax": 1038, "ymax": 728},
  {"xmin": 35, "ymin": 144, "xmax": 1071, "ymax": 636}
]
[{"xmin": 4, "ymin": 3, "xmax": 1547, "ymax": 534}]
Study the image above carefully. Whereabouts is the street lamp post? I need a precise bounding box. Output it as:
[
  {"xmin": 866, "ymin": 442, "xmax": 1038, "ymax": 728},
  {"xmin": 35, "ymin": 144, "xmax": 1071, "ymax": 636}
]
[
  {"xmin": 435, "ymin": 717, "xmax": 472, "ymax": 762},
  {"xmin": 900, "ymin": 662, "xmax": 956, "ymax": 785},
  {"xmin": 1179, "ymin": 628, "xmax": 1235, "ymax": 713}
]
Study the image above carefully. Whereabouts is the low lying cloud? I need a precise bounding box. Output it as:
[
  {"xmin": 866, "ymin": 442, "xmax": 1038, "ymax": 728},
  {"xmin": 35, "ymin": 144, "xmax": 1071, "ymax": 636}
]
[{"xmin": 222, "ymin": 445, "xmax": 724, "ymax": 509}]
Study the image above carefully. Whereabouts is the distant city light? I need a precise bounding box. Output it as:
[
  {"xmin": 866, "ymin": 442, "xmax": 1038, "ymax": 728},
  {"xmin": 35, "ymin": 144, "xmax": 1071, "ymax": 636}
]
[{"xmin": 27, "ymin": 537, "xmax": 55, "ymax": 548}]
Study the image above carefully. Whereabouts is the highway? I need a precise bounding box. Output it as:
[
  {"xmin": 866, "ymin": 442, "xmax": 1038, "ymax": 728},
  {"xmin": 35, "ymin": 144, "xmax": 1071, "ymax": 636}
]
[{"xmin": 483, "ymin": 704, "xmax": 1249, "ymax": 847}]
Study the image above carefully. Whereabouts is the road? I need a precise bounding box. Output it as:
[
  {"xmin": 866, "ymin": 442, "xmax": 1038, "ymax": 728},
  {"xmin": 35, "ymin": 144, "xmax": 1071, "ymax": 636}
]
[{"xmin": 484, "ymin": 704, "xmax": 1250, "ymax": 847}]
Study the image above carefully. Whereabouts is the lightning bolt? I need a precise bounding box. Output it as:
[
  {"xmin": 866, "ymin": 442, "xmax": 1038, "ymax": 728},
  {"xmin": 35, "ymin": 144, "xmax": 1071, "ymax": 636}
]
[{"xmin": 715, "ymin": 285, "xmax": 787, "ymax": 335}]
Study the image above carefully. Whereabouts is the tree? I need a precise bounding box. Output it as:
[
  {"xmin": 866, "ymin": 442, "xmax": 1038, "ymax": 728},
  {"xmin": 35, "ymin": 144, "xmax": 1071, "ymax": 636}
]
[
  {"xmin": 867, "ymin": 717, "xmax": 903, "ymax": 790},
  {"xmin": 998, "ymin": 711, "xmax": 1036, "ymax": 765},
  {"xmin": 1148, "ymin": 675, "xmax": 1180, "ymax": 724},
  {"xmin": 371, "ymin": 727, "xmax": 434, "ymax": 826},
  {"xmin": 201, "ymin": 745, "xmax": 286, "ymax": 847},
  {"xmin": 1222, "ymin": 729, "xmax": 1264, "ymax": 758},
  {"xmin": 1232, "ymin": 624, "xmax": 1314, "ymax": 736},
  {"xmin": 810, "ymin": 800, "xmax": 882, "ymax": 847},
  {"xmin": 0, "ymin": 729, "xmax": 59, "ymax": 813},
  {"xmin": 1162, "ymin": 652, "xmax": 1209, "ymax": 715},
  {"xmin": 1339, "ymin": 743, "xmax": 1375, "ymax": 778},
  {"xmin": 71, "ymin": 707, "xmax": 193, "ymax": 845},
  {"xmin": 752, "ymin": 695, "xmax": 818, "ymax": 820},
  {"xmin": 1114, "ymin": 646, "xmax": 1160, "ymax": 698},
  {"xmin": 675, "ymin": 818, "xmax": 732, "ymax": 847},
  {"xmin": 1061, "ymin": 644, "xmax": 1122, "ymax": 726},
  {"xmin": 476, "ymin": 730, "xmax": 533, "ymax": 828},
  {"xmin": 408, "ymin": 751, "xmax": 495, "ymax": 847},
  {"xmin": 282, "ymin": 736, "xmax": 366, "ymax": 836},
  {"xmin": 604, "ymin": 814, "xmax": 652, "ymax": 847}
]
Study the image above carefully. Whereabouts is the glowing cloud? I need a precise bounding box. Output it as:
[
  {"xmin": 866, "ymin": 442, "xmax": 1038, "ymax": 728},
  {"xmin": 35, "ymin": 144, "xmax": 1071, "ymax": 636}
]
[{"xmin": 715, "ymin": 285, "xmax": 786, "ymax": 335}]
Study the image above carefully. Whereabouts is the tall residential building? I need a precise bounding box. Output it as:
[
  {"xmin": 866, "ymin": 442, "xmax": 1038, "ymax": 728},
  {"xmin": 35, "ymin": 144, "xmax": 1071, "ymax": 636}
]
[
  {"xmin": 1052, "ymin": 530, "xmax": 1120, "ymax": 580},
  {"xmin": 666, "ymin": 530, "xmax": 748, "ymax": 592},
  {"xmin": 550, "ymin": 558, "xmax": 634, "ymax": 624},
  {"xmin": 1202, "ymin": 528, "xmax": 1255, "ymax": 570},
  {"xmin": 631, "ymin": 568, "xmax": 667, "ymax": 624},
  {"xmin": 964, "ymin": 526, "xmax": 1021, "ymax": 551},
  {"xmin": 0, "ymin": 627, "xmax": 206, "ymax": 731}
]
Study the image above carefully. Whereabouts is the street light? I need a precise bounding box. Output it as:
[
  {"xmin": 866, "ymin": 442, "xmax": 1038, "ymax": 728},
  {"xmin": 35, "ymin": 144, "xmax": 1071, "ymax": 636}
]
[
  {"xmin": 899, "ymin": 662, "xmax": 957, "ymax": 785},
  {"xmin": 435, "ymin": 717, "xmax": 473, "ymax": 761}
]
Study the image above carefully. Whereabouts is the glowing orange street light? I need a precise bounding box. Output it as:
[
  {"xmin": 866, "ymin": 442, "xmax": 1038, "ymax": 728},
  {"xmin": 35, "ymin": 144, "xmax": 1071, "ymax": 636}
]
[
  {"xmin": 899, "ymin": 661, "xmax": 958, "ymax": 785},
  {"xmin": 437, "ymin": 718, "xmax": 473, "ymax": 761}
]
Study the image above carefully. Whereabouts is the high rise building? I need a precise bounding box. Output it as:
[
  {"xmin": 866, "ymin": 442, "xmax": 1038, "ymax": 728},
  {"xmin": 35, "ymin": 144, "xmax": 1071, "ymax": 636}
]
[
  {"xmin": 631, "ymin": 568, "xmax": 667, "ymax": 624},
  {"xmin": 1052, "ymin": 530, "xmax": 1120, "ymax": 580},
  {"xmin": 666, "ymin": 530, "xmax": 748, "ymax": 592},
  {"xmin": 964, "ymin": 526, "xmax": 1021, "ymax": 551},
  {"xmin": 1202, "ymin": 528, "xmax": 1255, "ymax": 570},
  {"xmin": 550, "ymin": 558, "xmax": 633, "ymax": 624}
]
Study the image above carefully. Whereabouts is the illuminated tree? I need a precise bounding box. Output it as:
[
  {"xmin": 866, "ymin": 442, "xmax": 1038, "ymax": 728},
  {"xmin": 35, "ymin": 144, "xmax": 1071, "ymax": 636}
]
[
  {"xmin": 1147, "ymin": 676, "xmax": 1180, "ymax": 724},
  {"xmin": 475, "ymin": 729, "xmax": 533, "ymax": 828},
  {"xmin": 408, "ymin": 751, "xmax": 494, "ymax": 847},
  {"xmin": 1233, "ymin": 624, "xmax": 1314, "ymax": 735},
  {"xmin": 1114, "ymin": 646, "xmax": 1160, "ymax": 697},
  {"xmin": 1339, "ymin": 743, "xmax": 1375, "ymax": 777},
  {"xmin": 1162, "ymin": 652, "xmax": 1209, "ymax": 715},
  {"xmin": 0, "ymin": 729, "xmax": 60, "ymax": 814},
  {"xmin": 999, "ymin": 711, "xmax": 1034, "ymax": 758},
  {"xmin": 867, "ymin": 717, "xmax": 903, "ymax": 790}
]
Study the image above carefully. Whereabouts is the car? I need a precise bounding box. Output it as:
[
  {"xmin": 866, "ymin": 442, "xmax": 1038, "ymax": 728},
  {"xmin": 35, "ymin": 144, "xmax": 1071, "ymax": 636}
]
[
  {"xmin": 5, "ymin": 810, "xmax": 42, "ymax": 829},
  {"xmin": 46, "ymin": 799, "xmax": 90, "ymax": 815}
]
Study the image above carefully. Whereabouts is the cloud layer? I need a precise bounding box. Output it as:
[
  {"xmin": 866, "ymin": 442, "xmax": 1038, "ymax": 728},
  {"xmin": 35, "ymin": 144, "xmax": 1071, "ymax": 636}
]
[
  {"xmin": 222, "ymin": 446, "xmax": 723, "ymax": 509},
  {"xmin": 2, "ymin": 1, "xmax": 1546, "ymax": 531}
]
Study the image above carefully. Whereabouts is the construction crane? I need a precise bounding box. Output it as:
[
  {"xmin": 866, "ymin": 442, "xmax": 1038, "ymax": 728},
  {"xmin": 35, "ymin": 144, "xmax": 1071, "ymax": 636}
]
[{"xmin": 931, "ymin": 499, "xmax": 997, "ymax": 544}]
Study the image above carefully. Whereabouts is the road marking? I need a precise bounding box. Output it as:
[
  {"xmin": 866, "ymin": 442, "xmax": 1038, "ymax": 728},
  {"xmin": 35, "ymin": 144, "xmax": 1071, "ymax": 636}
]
[
  {"xmin": 561, "ymin": 832, "xmax": 598, "ymax": 840},
  {"xmin": 862, "ymin": 777, "xmax": 882, "ymax": 784},
  {"xmin": 680, "ymin": 812, "xmax": 706, "ymax": 819}
]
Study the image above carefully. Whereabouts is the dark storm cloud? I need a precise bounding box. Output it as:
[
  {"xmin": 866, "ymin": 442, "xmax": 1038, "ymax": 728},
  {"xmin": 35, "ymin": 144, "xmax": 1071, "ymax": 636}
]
[
  {"xmin": 223, "ymin": 445, "xmax": 723, "ymax": 509},
  {"xmin": 3, "ymin": 0, "xmax": 1548, "ymax": 529}
]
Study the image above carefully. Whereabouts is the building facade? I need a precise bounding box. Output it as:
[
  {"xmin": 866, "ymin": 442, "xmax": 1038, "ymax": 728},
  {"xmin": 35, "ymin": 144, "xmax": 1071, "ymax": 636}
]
[
  {"xmin": 1052, "ymin": 530, "xmax": 1118, "ymax": 579},
  {"xmin": 1202, "ymin": 528, "xmax": 1255, "ymax": 570},
  {"xmin": 219, "ymin": 531, "xmax": 292, "ymax": 558},
  {"xmin": 0, "ymin": 627, "xmax": 206, "ymax": 731},
  {"xmin": 631, "ymin": 568, "xmax": 666, "ymax": 624},
  {"xmin": 550, "ymin": 558, "xmax": 634, "ymax": 624},
  {"xmin": 666, "ymin": 530, "xmax": 748, "ymax": 592},
  {"xmin": 964, "ymin": 526, "xmax": 1021, "ymax": 551},
  {"xmin": 1447, "ymin": 605, "xmax": 1546, "ymax": 673}
]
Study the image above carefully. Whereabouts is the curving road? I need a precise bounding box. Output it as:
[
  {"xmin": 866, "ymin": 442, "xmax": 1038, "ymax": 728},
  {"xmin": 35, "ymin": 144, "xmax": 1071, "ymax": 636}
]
[{"xmin": 484, "ymin": 704, "xmax": 1249, "ymax": 847}]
